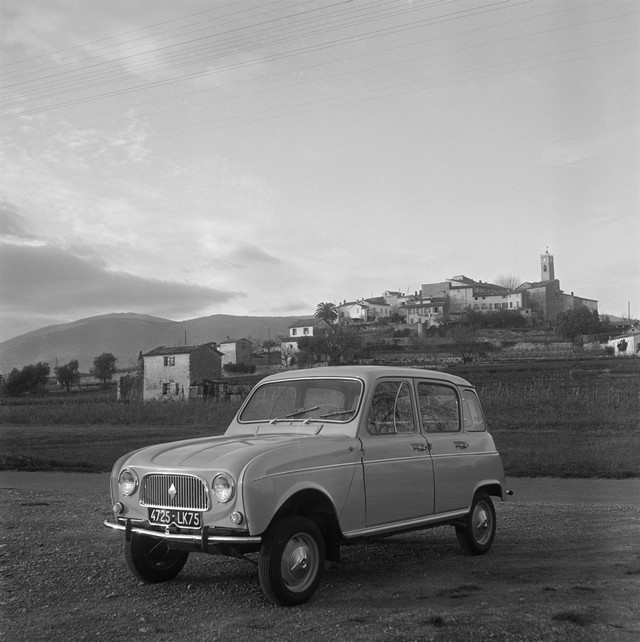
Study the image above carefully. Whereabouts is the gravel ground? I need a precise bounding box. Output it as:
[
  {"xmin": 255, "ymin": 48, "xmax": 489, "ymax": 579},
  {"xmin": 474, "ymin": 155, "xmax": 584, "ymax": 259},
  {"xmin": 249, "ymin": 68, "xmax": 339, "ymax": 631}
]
[{"xmin": 1, "ymin": 482, "xmax": 639, "ymax": 641}]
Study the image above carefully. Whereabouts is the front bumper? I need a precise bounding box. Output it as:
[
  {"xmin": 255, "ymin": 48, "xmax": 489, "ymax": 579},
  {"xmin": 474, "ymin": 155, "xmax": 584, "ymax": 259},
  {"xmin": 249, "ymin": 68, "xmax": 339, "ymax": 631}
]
[{"xmin": 103, "ymin": 518, "xmax": 262, "ymax": 547}]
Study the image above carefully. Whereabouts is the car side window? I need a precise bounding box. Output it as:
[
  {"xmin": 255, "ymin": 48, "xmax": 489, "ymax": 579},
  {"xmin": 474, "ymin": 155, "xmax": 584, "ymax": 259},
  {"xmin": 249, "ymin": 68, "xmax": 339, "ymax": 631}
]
[
  {"xmin": 367, "ymin": 381, "xmax": 416, "ymax": 434},
  {"xmin": 417, "ymin": 382, "xmax": 460, "ymax": 433},
  {"xmin": 462, "ymin": 389, "xmax": 486, "ymax": 432}
]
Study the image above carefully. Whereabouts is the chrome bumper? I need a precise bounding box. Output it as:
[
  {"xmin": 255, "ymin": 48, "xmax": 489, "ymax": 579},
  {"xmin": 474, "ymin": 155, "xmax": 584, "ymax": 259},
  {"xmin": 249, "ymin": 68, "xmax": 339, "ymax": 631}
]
[{"xmin": 103, "ymin": 519, "xmax": 262, "ymax": 546}]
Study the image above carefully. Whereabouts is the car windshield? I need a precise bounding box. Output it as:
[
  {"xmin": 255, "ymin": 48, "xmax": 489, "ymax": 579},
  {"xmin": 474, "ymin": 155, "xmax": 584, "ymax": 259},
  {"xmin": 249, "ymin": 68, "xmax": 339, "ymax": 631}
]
[{"xmin": 239, "ymin": 378, "xmax": 363, "ymax": 423}]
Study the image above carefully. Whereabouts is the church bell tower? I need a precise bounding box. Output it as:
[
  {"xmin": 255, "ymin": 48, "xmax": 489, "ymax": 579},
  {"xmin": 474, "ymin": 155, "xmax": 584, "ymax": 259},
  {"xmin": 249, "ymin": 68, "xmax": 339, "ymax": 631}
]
[{"xmin": 541, "ymin": 248, "xmax": 555, "ymax": 282}]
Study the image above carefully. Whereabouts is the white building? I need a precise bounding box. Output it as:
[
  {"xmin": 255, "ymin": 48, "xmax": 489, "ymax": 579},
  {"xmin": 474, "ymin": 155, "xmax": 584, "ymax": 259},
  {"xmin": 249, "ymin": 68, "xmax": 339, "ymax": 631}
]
[{"xmin": 606, "ymin": 331, "xmax": 640, "ymax": 357}]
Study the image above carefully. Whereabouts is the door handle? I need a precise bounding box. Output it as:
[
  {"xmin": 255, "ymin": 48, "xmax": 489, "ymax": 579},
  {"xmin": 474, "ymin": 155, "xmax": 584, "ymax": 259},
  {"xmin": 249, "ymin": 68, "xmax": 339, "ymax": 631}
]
[
  {"xmin": 454, "ymin": 441, "xmax": 469, "ymax": 449},
  {"xmin": 411, "ymin": 442, "xmax": 429, "ymax": 452}
]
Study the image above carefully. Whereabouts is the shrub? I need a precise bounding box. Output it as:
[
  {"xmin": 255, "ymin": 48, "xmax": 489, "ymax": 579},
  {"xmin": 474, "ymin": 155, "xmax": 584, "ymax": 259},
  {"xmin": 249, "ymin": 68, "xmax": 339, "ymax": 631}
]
[{"xmin": 223, "ymin": 363, "xmax": 256, "ymax": 374}]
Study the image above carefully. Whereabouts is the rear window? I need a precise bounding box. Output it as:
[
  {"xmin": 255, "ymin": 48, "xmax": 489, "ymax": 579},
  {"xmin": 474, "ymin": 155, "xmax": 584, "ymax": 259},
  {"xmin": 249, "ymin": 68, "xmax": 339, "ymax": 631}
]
[
  {"xmin": 416, "ymin": 382, "xmax": 460, "ymax": 433},
  {"xmin": 462, "ymin": 389, "xmax": 486, "ymax": 432}
]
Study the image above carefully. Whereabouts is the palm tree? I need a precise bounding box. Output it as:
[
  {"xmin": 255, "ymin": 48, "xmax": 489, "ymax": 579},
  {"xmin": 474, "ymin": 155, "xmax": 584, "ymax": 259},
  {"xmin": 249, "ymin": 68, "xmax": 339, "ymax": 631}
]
[{"xmin": 315, "ymin": 302, "xmax": 337, "ymax": 324}]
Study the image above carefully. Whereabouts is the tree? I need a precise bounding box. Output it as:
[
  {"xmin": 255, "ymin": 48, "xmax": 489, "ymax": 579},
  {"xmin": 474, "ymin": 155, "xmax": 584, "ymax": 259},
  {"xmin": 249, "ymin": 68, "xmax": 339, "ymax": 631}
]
[
  {"xmin": 6, "ymin": 362, "xmax": 50, "ymax": 396},
  {"xmin": 495, "ymin": 274, "xmax": 521, "ymax": 290},
  {"xmin": 315, "ymin": 302, "xmax": 337, "ymax": 325},
  {"xmin": 295, "ymin": 325, "xmax": 360, "ymax": 366},
  {"xmin": 556, "ymin": 307, "xmax": 601, "ymax": 341},
  {"xmin": 262, "ymin": 339, "xmax": 279, "ymax": 364},
  {"xmin": 91, "ymin": 352, "xmax": 117, "ymax": 384},
  {"xmin": 324, "ymin": 325, "xmax": 360, "ymax": 365},
  {"xmin": 450, "ymin": 311, "xmax": 482, "ymax": 362},
  {"xmin": 54, "ymin": 359, "xmax": 80, "ymax": 392}
]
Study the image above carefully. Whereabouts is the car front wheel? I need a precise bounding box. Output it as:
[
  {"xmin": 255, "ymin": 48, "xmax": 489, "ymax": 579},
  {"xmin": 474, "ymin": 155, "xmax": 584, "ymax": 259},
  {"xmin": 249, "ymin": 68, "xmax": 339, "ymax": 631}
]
[
  {"xmin": 124, "ymin": 533, "xmax": 189, "ymax": 583},
  {"xmin": 456, "ymin": 491, "xmax": 496, "ymax": 555},
  {"xmin": 258, "ymin": 516, "xmax": 325, "ymax": 606}
]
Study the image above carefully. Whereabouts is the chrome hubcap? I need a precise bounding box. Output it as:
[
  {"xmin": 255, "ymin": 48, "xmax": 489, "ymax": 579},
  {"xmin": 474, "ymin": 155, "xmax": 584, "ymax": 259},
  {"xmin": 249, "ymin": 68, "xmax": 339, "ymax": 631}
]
[
  {"xmin": 281, "ymin": 533, "xmax": 318, "ymax": 592},
  {"xmin": 473, "ymin": 503, "xmax": 491, "ymax": 544}
]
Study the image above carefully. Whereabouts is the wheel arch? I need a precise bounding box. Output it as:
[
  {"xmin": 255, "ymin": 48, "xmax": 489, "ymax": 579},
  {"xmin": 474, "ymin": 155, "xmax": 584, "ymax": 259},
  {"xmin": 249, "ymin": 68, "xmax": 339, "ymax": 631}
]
[
  {"xmin": 473, "ymin": 480, "xmax": 504, "ymax": 502},
  {"xmin": 267, "ymin": 486, "xmax": 343, "ymax": 562}
]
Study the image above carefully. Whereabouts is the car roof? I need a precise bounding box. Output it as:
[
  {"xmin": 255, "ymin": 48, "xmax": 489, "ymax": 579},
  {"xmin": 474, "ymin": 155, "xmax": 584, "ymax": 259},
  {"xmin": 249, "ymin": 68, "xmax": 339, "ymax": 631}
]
[{"xmin": 260, "ymin": 365, "xmax": 472, "ymax": 387}]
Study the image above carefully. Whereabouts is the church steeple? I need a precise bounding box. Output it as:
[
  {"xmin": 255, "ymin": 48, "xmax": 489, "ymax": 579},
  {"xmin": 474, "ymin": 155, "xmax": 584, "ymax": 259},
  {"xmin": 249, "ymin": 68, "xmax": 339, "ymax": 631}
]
[{"xmin": 541, "ymin": 248, "xmax": 555, "ymax": 282}]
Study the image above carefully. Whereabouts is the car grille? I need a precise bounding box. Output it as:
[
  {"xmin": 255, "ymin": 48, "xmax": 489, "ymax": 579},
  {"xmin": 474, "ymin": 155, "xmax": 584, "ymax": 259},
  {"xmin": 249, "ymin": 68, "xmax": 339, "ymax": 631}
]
[{"xmin": 140, "ymin": 474, "xmax": 209, "ymax": 510}]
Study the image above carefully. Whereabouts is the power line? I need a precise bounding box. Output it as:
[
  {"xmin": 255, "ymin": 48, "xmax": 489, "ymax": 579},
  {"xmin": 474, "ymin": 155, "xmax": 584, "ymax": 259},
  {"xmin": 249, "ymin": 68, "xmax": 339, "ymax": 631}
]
[
  {"xmin": 3, "ymin": 1, "xmax": 635, "ymax": 138},
  {"xmin": 1, "ymin": 0, "xmax": 529, "ymax": 110}
]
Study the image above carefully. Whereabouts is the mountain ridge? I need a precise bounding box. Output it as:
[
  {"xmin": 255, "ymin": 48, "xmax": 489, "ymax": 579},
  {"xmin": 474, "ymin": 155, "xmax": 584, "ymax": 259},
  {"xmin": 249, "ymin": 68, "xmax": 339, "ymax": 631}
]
[{"xmin": 0, "ymin": 312, "xmax": 300, "ymax": 373}]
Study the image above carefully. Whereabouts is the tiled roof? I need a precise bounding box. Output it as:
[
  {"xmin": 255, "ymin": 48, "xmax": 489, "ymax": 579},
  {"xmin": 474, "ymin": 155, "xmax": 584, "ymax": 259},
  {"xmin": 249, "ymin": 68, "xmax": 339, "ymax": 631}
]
[
  {"xmin": 143, "ymin": 344, "xmax": 222, "ymax": 357},
  {"xmin": 365, "ymin": 297, "xmax": 390, "ymax": 306},
  {"xmin": 219, "ymin": 338, "xmax": 252, "ymax": 346},
  {"xmin": 290, "ymin": 318, "xmax": 325, "ymax": 328}
]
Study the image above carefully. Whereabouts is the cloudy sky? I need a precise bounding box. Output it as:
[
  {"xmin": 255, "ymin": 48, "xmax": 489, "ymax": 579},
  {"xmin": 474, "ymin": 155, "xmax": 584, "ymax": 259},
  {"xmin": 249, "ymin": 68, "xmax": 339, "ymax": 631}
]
[{"xmin": 1, "ymin": 0, "xmax": 638, "ymax": 342}]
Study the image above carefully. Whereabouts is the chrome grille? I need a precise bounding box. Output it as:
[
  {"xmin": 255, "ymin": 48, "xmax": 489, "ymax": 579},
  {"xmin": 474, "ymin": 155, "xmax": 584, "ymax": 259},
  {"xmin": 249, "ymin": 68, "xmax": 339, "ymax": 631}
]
[{"xmin": 140, "ymin": 474, "xmax": 209, "ymax": 510}]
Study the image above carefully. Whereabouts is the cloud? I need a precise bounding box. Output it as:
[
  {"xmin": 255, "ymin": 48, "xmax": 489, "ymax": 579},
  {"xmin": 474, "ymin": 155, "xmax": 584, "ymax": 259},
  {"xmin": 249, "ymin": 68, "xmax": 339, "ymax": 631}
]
[
  {"xmin": 203, "ymin": 241, "xmax": 282, "ymax": 269},
  {"xmin": 0, "ymin": 202, "xmax": 37, "ymax": 241},
  {"xmin": 0, "ymin": 242, "xmax": 245, "ymax": 319}
]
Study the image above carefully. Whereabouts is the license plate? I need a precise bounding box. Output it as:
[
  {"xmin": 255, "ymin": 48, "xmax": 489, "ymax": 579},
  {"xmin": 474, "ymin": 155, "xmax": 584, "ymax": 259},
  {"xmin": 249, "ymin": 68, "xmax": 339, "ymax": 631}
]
[{"xmin": 148, "ymin": 508, "xmax": 202, "ymax": 529}]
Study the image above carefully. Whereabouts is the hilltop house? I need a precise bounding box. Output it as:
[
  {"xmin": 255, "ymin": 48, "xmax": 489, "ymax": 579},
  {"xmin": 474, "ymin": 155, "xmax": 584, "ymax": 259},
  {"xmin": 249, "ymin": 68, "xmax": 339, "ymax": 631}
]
[
  {"xmin": 141, "ymin": 343, "xmax": 223, "ymax": 402},
  {"xmin": 405, "ymin": 296, "xmax": 448, "ymax": 327},
  {"xmin": 335, "ymin": 298, "xmax": 392, "ymax": 323}
]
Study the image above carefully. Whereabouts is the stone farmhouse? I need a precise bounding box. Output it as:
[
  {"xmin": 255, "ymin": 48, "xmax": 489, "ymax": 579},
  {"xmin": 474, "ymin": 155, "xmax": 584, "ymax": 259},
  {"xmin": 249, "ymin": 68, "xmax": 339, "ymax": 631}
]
[{"xmin": 141, "ymin": 343, "xmax": 223, "ymax": 402}]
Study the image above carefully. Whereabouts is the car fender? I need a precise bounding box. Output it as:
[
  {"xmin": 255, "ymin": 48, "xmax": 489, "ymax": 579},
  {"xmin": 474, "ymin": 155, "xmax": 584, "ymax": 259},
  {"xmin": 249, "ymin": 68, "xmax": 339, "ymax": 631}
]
[{"xmin": 239, "ymin": 439, "xmax": 363, "ymax": 536}]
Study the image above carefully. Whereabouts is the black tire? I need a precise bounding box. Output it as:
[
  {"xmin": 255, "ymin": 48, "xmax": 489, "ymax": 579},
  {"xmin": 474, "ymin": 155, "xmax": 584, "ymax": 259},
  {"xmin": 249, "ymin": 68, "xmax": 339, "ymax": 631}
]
[
  {"xmin": 124, "ymin": 533, "xmax": 189, "ymax": 583},
  {"xmin": 258, "ymin": 516, "xmax": 325, "ymax": 606},
  {"xmin": 456, "ymin": 491, "xmax": 496, "ymax": 555}
]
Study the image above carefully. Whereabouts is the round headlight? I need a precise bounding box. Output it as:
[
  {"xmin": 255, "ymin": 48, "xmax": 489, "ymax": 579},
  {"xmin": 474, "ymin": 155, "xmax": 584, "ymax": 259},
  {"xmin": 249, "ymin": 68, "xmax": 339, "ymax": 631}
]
[
  {"xmin": 118, "ymin": 468, "xmax": 138, "ymax": 496},
  {"xmin": 213, "ymin": 473, "xmax": 234, "ymax": 503}
]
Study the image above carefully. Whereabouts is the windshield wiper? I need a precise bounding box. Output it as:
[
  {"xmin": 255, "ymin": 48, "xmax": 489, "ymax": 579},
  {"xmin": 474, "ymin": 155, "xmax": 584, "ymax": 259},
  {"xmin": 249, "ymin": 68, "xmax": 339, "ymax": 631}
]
[
  {"xmin": 285, "ymin": 406, "xmax": 320, "ymax": 418},
  {"xmin": 319, "ymin": 409, "xmax": 356, "ymax": 419}
]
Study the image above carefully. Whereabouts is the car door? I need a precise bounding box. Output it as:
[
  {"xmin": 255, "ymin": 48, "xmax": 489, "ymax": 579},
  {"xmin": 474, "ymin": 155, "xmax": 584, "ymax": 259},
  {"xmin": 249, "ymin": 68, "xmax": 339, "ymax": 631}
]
[
  {"xmin": 416, "ymin": 380, "xmax": 471, "ymax": 513},
  {"xmin": 360, "ymin": 378, "xmax": 434, "ymax": 527}
]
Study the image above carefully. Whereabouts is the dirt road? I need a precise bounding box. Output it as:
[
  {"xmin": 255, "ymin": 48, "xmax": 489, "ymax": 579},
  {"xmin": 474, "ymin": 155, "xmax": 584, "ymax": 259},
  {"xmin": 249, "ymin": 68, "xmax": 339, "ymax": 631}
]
[{"xmin": 1, "ymin": 476, "xmax": 639, "ymax": 641}]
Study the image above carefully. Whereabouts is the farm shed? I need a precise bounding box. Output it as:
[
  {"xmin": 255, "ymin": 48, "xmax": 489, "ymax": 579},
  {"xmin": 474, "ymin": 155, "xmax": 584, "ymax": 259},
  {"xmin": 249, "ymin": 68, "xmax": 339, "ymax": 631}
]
[{"xmin": 218, "ymin": 338, "xmax": 253, "ymax": 367}]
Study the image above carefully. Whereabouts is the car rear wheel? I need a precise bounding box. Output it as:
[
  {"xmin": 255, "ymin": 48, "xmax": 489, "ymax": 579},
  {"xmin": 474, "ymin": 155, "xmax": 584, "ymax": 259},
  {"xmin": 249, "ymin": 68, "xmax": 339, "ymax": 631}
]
[
  {"xmin": 258, "ymin": 516, "xmax": 325, "ymax": 606},
  {"xmin": 456, "ymin": 491, "xmax": 496, "ymax": 555},
  {"xmin": 124, "ymin": 533, "xmax": 189, "ymax": 583}
]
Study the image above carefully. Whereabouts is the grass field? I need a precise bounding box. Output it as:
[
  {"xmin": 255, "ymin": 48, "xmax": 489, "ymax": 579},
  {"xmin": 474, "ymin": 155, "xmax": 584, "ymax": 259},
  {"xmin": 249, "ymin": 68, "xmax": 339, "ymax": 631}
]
[{"xmin": 1, "ymin": 358, "xmax": 638, "ymax": 477}]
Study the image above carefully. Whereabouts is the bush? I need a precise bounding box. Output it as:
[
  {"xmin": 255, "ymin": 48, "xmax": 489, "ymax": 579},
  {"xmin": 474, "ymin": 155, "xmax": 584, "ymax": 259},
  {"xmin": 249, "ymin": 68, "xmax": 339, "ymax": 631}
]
[{"xmin": 223, "ymin": 363, "xmax": 256, "ymax": 374}]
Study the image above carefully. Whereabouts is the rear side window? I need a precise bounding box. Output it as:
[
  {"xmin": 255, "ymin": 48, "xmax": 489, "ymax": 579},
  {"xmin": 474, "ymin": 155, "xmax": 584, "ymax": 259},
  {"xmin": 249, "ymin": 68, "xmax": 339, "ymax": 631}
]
[
  {"xmin": 462, "ymin": 389, "xmax": 486, "ymax": 432},
  {"xmin": 367, "ymin": 381, "xmax": 416, "ymax": 434},
  {"xmin": 417, "ymin": 382, "xmax": 460, "ymax": 433}
]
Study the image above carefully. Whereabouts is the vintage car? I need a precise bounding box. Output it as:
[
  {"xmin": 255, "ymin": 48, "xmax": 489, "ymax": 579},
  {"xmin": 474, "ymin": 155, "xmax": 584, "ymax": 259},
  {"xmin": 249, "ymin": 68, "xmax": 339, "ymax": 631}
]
[{"xmin": 104, "ymin": 366, "xmax": 508, "ymax": 606}]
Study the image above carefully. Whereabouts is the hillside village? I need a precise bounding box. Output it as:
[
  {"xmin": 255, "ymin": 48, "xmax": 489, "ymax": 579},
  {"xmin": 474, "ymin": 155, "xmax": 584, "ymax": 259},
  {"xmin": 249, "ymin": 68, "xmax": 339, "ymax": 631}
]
[
  {"xmin": 124, "ymin": 251, "xmax": 638, "ymax": 402},
  {"xmin": 2, "ymin": 251, "xmax": 638, "ymax": 402}
]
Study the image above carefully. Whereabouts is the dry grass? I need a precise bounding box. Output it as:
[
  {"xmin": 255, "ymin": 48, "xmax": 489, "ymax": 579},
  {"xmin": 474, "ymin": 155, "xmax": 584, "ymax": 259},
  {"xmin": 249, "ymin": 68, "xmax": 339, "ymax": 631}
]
[{"xmin": 1, "ymin": 359, "xmax": 639, "ymax": 477}]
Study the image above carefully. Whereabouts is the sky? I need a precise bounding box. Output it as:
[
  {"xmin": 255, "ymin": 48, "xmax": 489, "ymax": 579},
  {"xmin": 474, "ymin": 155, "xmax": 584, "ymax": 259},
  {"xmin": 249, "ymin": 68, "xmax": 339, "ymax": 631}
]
[{"xmin": 1, "ymin": 0, "xmax": 638, "ymax": 342}]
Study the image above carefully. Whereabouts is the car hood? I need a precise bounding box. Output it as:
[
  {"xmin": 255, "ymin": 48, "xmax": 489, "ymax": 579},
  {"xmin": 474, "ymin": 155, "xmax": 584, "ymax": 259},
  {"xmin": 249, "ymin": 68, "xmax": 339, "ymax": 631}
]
[{"xmin": 120, "ymin": 432, "xmax": 352, "ymax": 473}]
